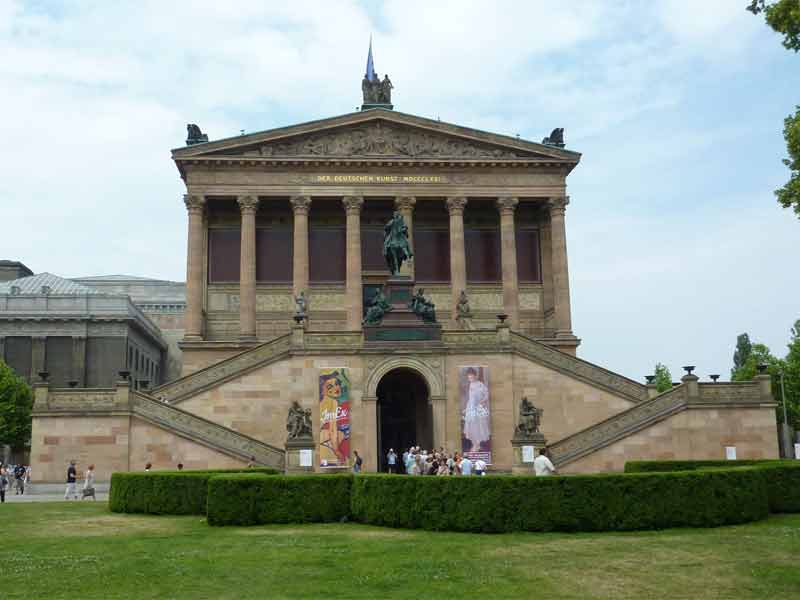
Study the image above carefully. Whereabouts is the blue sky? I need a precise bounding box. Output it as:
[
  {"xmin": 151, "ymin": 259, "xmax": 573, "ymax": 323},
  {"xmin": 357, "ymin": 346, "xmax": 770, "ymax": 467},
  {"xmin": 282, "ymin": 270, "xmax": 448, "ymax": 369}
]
[{"xmin": 0, "ymin": 0, "xmax": 798, "ymax": 380}]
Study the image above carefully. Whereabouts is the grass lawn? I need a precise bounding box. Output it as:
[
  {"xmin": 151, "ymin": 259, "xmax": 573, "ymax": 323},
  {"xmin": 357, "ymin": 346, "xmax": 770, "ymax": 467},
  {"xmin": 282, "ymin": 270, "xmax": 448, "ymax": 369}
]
[{"xmin": 2, "ymin": 502, "xmax": 799, "ymax": 599}]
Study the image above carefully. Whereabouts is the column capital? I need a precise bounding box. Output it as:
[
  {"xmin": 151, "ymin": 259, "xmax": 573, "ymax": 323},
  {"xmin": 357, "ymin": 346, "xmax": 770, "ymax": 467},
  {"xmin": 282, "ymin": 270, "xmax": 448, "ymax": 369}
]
[
  {"xmin": 548, "ymin": 196, "xmax": 570, "ymax": 214},
  {"xmin": 395, "ymin": 196, "xmax": 416, "ymax": 211},
  {"xmin": 342, "ymin": 195, "xmax": 364, "ymax": 214},
  {"xmin": 183, "ymin": 194, "xmax": 205, "ymax": 213},
  {"xmin": 237, "ymin": 195, "xmax": 259, "ymax": 214},
  {"xmin": 496, "ymin": 196, "xmax": 519, "ymax": 214},
  {"xmin": 290, "ymin": 195, "xmax": 312, "ymax": 214},
  {"xmin": 446, "ymin": 196, "xmax": 467, "ymax": 215}
]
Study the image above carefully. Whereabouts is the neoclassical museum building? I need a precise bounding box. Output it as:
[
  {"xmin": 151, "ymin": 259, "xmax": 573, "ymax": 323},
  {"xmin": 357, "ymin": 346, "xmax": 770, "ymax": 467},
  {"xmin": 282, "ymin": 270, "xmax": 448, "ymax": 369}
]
[{"xmin": 29, "ymin": 68, "xmax": 779, "ymax": 479}]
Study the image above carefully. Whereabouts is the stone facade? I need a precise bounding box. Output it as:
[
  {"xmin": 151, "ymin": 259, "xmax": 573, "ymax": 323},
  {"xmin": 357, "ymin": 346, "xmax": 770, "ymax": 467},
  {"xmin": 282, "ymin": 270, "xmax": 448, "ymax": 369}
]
[
  {"xmin": 26, "ymin": 106, "xmax": 781, "ymax": 480},
  {"xmin": 0, "ymin": 273, "xmax": 167, "ymax": 388}
]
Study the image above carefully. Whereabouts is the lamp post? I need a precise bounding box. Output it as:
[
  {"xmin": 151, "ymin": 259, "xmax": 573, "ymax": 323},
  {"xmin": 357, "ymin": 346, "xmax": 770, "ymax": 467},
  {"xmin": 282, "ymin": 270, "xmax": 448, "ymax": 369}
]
[{"xmin": 780, "ymin": 369, "xmax": 788, "ymax": 427}]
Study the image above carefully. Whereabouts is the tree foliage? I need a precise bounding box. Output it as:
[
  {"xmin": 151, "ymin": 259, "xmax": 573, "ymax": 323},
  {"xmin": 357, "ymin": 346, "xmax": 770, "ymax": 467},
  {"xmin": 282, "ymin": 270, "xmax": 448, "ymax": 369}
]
[
  {"xmin": 731, "ymin": 325, "xmax": 800, "ymax": 427},
  {"xmin": 747, "ymin": 1, "xmax": 800, "ymax": 218},
  {"xmin": 0, "ymin": 360, "xmax": 33, "ymax": 452},
  {"xmin": 733, "ymin": 333, "xmax": 753, "ymax": 374},
  {"xmin": 654, "ymin": 363, "xmax": 673, "ymax": 393},
  {"xmin": 748, "ymin": 1, "xmax": 800, "ymax": 51}
]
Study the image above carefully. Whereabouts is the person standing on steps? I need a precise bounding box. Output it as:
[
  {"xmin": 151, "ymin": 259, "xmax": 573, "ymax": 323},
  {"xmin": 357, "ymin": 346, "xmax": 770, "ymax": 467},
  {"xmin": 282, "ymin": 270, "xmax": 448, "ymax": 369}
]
[
  {"xmin": 386, "ymin": 448, "xmax": 397, "ymax": 474},
  {"xmin": 534, "ymin": 447, "xmax": 557, "ymax": 477}
]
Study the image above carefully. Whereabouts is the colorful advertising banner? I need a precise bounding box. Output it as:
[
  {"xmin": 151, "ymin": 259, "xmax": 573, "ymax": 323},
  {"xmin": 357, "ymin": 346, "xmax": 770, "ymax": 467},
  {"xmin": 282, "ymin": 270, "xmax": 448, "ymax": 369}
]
[
  {"xmin": 459, "ymin": 366, "xmax": 492, "ymax": 464},
  {"xmin": 319, "ymin": 368, "xmax": 351, "ymax": 468}
]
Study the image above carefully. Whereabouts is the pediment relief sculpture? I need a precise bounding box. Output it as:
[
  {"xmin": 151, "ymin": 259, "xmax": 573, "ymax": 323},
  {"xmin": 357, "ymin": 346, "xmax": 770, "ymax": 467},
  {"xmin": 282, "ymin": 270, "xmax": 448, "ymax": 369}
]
[{"xmin": 214, "ymin": 121, "xmax": 544, "ymax": 160}]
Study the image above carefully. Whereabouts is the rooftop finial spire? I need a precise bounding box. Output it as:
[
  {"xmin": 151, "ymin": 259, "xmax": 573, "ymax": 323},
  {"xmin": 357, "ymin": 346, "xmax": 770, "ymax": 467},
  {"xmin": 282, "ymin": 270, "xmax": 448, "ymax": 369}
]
[
  {"xmin": 361, "ymin": 36, "xmax": 393, "ymax": 111},
  {"xmin": 365, "ymin": 35, "xmax": 376, "ymax": 82}
]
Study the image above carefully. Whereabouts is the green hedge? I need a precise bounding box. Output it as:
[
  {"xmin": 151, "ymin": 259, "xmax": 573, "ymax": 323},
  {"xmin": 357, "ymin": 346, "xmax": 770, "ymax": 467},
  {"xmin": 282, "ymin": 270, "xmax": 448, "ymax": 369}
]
[
  {"xmin": 625, "ymin": 460, "xmax": 800, "ymax": 514},
  {"xmin": 207, "ymin": 474, "xmax": 352, "ymax": 526},
  {"xmin": 349, "ymin": 469, "xmax": 769, "ymax": 533},
  {"xmin": 109, "ymin": 468, "xmax": 279, "ymax": 515},
  {"xmin": 624, "ymin": 459, "xmax": 789, "ymax": 473}
]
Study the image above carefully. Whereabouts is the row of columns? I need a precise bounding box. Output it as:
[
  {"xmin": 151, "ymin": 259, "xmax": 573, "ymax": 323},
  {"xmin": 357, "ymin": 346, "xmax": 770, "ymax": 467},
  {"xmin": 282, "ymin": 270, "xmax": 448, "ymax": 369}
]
[{"xmin": 183, "ymin": 194, "xmax": 573, "ymax": 340}]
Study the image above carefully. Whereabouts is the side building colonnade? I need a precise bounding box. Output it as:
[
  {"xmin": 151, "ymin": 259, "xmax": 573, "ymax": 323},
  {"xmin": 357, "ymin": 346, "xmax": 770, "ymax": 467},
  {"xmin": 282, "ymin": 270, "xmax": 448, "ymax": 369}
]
[{"xmin": 182, "ymin": 193, "xmax": 574, "ymax": 341}]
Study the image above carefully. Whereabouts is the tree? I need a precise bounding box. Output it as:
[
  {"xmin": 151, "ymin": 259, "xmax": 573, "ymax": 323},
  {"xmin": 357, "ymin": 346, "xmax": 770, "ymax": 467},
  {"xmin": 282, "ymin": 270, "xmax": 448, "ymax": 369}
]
[
  {"xmin": 654, "ymin": 363, "xmax": 673, "ymax": 393},
  {"xmin": 780, "ymin": 319, "xmax": 800, "ymax": 427},
  {"xmin": 731, "ymin": 342, "xmax": 784, "ymax": 381},
  {"xmin": 747, "ymin": 1, "xmax": 800, "ymax": 218},
  {"xmin": 732, "ymin": 333, "xmax": 753, "ymax": 376},
  {"xmin": 748, "ymin": 1, "xmax": 800, "ymax": 50},
  {"xmin": 0, "ymin": 360, "xmax": 33, "ymax": 453}
]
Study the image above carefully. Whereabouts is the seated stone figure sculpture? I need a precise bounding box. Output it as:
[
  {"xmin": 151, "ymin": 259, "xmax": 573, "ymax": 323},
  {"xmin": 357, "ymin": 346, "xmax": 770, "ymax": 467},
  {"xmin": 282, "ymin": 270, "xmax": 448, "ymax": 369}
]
[
  {"xmin": 409, "ymin": 289, "xmax": 436, "ymax": 323},
  {"xmin": 363, "ymin": 287, "xmax": 391, "ymax": 326}
]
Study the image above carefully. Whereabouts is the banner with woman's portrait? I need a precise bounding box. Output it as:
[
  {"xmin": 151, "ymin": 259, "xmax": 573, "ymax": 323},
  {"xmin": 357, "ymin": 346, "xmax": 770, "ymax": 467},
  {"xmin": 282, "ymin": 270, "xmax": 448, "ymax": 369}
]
[
  {"xmin": 459, "ymin": 366, "xmax": 492, "ymax": 464},
  {"xmin": 319, "ymin": 368, "xmax": 351, "ymax": 468}
]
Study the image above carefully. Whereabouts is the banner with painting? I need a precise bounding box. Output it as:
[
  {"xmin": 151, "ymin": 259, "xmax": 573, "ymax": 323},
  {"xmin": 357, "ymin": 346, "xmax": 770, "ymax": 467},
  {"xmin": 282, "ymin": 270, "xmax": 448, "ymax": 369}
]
[
  {"xmin": 319, "ymin": 368, "xmax": 351, "ymax": 468},
  {"xmin": 459, "ymin": 366, "xmax": 492, "ymax": 464}
]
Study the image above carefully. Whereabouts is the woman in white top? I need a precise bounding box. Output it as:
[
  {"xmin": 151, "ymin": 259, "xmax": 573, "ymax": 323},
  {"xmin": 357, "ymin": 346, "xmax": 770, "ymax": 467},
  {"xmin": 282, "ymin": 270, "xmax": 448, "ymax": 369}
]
[{"xmin": 83, "ymin": 464, "xmax": 96, "ymax": 500}]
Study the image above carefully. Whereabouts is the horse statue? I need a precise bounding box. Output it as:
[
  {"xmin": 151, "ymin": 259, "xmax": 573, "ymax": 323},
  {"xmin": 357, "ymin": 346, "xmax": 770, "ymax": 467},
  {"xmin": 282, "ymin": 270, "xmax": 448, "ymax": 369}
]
[{"xmin": 383, "ymin": 211, "xmax": 413, "ymax": 276}]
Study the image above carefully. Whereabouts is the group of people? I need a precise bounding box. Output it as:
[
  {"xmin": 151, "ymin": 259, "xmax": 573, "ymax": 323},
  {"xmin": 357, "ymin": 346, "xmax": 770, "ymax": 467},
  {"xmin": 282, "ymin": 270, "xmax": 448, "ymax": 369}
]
[
  {"xmin": 384, "ymin": 447, "xmax": 489, "ymax": 476},
  {"xmin": 0, "ymin": 462, "xmax": 31, "ymax": 502},
  {"xmin": 382, "ymin": 446, "xmax": 557, "ymax": 477}
]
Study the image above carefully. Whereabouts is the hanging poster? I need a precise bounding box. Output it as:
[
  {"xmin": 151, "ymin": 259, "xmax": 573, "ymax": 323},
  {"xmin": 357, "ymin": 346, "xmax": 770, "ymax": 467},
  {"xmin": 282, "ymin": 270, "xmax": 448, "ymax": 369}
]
[
  {"xmin": 319, "ymin": 368, "xmax": 351, "ymax": 468},
  {"xmin": 460, "ymin": 366, "xmax": 492, "ymax": 464}
]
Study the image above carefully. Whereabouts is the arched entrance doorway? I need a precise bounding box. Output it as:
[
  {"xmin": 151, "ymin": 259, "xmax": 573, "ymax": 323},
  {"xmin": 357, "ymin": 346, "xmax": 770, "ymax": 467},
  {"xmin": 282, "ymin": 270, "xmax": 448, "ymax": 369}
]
[{"xmin": 376, "ymin": 368, "xmax": 432, "ymax": 471}]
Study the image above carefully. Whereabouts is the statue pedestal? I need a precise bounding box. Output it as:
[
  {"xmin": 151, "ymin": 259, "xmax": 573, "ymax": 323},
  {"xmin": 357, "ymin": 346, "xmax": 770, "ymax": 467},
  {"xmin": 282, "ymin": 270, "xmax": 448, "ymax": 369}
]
[
  {"xmin": 285, "ymin": 438, "xmax": 314, "ymax": 474},
  {"xmin": 364, "ymin": 276, "xmax": 442, "ymax": 343},
  {"xmin": 511, "ymin": 434, "xmax": 547, "ymax": 476}
]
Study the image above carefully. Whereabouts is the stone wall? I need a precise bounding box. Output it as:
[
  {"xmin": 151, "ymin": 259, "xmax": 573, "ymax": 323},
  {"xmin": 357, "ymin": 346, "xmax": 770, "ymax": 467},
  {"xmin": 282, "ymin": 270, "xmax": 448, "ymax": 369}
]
[
  {"xmin": 562, "ymin": 407, "xmax": 780, "ymax": 473},
  {"xmin": 31, "ymin": 415, "xmax": 131, "ymax": 483},
  {"xmin": 129, "ymin": 418, "xmax": 246, "ymax": 471}
]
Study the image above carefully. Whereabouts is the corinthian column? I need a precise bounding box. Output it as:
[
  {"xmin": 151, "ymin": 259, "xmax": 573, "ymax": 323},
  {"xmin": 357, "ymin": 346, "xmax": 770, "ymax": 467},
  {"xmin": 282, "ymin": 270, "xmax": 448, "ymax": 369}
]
[
  {"xmin": 549, "ymin": 196, "xmax": 573, "ymax": 337},
  {"xmin": 237, "ymin": 195, "xmax": 259, "ymax": 341},
  {"xmin": 343, "ymin": 196, "xmax": 364, "ymax": 330},
  {"xmin": 497, "ymin": 196, "xmax": 520, "ymax": 329},
  {"xmin": 395, "ymin": 196, "xmax": 416, "ymax": 278},
  {"xmin": 183, "ymin": 194, "xmax": 206, "ymax": 340},
  {"xmin": 290, "ymin": 196, "xmax": 312, "ymax": 298},
  {"xmin": 446, "ymin": 196, "xmax": 467, "ymax": 327}
]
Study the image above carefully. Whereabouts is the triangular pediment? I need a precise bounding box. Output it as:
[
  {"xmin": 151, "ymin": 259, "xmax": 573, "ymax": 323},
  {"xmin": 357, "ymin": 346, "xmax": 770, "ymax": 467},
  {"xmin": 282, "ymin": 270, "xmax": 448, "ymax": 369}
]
[{"xmin": 172, "ymin": 109, "xmax": 580, "ymax": 164}]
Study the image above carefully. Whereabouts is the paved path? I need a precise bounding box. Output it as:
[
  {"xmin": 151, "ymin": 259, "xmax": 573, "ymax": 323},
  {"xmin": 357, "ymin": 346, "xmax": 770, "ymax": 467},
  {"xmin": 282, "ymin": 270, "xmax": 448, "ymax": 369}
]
[{"xmin": 2, "ymin": 483, "xmax": 109, "ymax": 503}]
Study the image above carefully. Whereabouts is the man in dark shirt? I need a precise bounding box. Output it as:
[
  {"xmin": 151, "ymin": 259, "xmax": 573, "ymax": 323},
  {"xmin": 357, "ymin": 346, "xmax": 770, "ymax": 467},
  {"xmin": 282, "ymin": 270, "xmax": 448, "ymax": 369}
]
[
  {"xmin": 64, "ymin": 461, "xmax": 78, "ymax": 500},
  {"xmin": 14, "ymin": 465, "xmax": 25, "ymax": 495}
]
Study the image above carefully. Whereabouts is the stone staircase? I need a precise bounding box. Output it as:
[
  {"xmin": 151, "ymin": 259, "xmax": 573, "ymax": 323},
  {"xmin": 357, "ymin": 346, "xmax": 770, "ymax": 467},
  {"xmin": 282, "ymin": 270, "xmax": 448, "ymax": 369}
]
[
  {"xmin": 131, "ymin": 391, "xmax": 285, "ymax": 468},
  {"xmin": 510, "ymin": 332, "xmax": 648, "ymax": 403},
  {"xmin": 548, "ymin": 384, "xmax": 689, "ymax": 467},
  {"xmin": 153, "ymin": 333, "xmax": 293, "ymax": 404}
]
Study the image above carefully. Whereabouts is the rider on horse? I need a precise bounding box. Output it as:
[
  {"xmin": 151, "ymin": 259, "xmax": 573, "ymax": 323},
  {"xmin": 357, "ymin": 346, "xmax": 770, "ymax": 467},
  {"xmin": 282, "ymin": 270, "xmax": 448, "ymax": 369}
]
[{"xmin": 383, "ymin": 212, "xmax": 413, "ymax": 275}]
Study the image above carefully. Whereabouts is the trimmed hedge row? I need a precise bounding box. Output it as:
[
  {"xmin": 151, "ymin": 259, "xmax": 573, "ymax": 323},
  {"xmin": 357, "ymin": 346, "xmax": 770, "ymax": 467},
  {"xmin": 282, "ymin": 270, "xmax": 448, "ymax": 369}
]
[
  {"xmin": 625, "ymin": 459, "xmax": 800, "ymax": 514},
  {"xmin": 203, "ymin": 469, "xmax": 769, "ymax": 532},
  {"xmin": 109, "ymin": 468, "xmax": 279, "ymax": 515},
  {"xmin": 207, "ymin": 473, "xmax": 352, "ymax": 526},
  {"xmin": 348, "ymin": 469, "xmax": 768, "ymax": 533},
  {"xmin": 624, "ymin": 459, "xmax": 788, "ymax": 473}
]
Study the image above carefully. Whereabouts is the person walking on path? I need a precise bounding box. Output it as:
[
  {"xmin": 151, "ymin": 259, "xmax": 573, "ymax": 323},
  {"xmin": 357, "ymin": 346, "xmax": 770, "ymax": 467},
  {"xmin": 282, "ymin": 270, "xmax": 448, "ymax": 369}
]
[
  {"xmin": 459, "ymin": 455, "xmax": 473, "ymax": 476},
  {"xmin": 386, "ymin": 449, "xmax": 397, "ymax": 474},
  {"xmin": 64, "ymin": 460, "xmax": 79, "ymax": 500},
  {"xmin": 353, "ymin": 451, "xmax": 363, "ymax": 473},
  {"xmin": 0, "ymin": 463, "xmax": 8, "ymax": 503},
  {"xmin": 474, "ymin": 457, "xmax": 487, "ymax": 476},
  {"xmin": 14, "ymin": 464, "xmax": 26, "ymax": 495},
  {"xmin": 533, "ymin": 448, "xmax": 557, "ymax": 476},
  {"xmin": 82, "ymin": 464, "xmax": 96, "ymax": 500}
]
